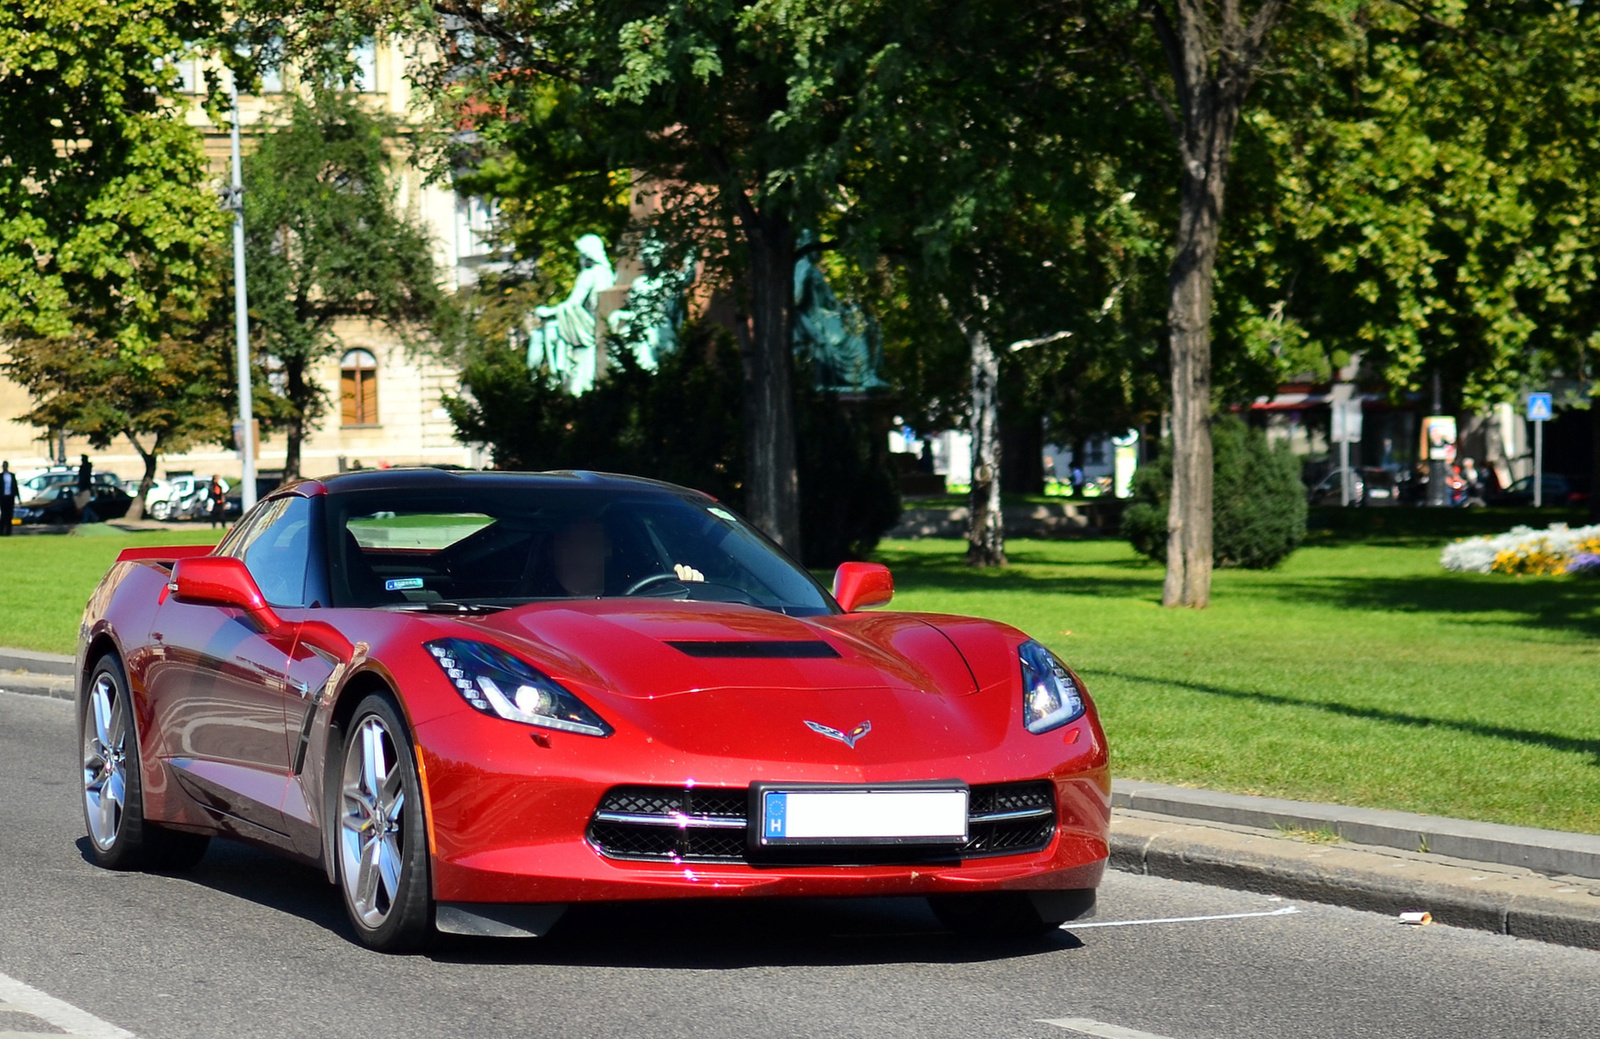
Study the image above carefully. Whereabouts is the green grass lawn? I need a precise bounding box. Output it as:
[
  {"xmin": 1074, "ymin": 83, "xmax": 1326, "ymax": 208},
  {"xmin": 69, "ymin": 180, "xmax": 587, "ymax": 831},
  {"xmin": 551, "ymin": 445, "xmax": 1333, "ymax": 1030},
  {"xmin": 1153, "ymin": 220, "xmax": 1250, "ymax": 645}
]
[
  {"xmin": 0, "ymin": 529, "xmax": 221, "ymax": 654},
  {"xmin": 877, "ymin": 537, "xmax": 1600, "ymax": 835},
  {"xmin": 4, "ymin": 524, "xmax": 1597, "ymax": 834}
]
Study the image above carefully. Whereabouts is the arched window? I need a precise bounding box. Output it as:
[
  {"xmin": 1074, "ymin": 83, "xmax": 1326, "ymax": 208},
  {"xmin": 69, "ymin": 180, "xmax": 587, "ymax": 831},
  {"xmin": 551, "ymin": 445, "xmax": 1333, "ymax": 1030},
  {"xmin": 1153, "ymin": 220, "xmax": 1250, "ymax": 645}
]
[{"xmin": 341, "ymin": 349, "xmax": 379, "ymax": 426}]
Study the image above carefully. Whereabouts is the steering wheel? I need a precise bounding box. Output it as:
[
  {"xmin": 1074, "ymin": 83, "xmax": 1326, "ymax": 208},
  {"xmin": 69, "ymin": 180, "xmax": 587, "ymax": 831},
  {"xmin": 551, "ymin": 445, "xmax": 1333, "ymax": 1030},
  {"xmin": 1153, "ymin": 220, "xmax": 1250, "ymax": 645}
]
[{"xmin": 623, "ymin": 572, "xmax": 688, "ymax": 596}]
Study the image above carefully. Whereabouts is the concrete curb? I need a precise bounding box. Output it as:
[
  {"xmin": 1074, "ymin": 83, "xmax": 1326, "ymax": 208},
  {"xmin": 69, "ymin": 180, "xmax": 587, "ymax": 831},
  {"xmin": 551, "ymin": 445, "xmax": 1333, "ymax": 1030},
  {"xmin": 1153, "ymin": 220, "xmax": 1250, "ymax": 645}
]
[
  {"xmin": 0, "ymin": 671, "xmax": 74, "ymax": 700},
  {"xmin": 1113, "ymin": 778, "xmax": 1600, "ymax": 882},
  {"xmin": 1111, "ymin": 810, "xmax": 1600, "ymax": 951},
  {"xmin": 0, "ymin": 648, "xmax": 74, "ymax": 677}
]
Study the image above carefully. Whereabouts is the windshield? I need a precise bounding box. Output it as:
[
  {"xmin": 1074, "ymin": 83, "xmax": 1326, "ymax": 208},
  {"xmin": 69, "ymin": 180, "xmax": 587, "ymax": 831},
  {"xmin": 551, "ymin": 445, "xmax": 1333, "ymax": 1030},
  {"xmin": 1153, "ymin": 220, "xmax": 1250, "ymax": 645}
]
[{"xmin": 323, "ymin": 486, "xmax": 835, "ymax": 616}]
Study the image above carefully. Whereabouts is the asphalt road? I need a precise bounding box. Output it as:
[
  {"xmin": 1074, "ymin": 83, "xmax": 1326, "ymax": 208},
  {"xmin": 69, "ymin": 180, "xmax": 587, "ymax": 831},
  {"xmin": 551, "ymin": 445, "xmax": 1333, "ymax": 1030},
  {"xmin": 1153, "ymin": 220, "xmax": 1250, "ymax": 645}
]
[{"xmin": 4, "ymin": 688, "xmax": 1599, "ymax": 1039}]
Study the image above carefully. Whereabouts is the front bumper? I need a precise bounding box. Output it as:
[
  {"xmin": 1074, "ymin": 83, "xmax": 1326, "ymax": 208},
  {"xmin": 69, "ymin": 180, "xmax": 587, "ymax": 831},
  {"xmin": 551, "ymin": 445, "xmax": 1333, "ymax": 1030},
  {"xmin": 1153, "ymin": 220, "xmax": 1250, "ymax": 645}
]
[{"xmin": 413, "ymin": 709, "xmax": 1111, "ymax": 906}]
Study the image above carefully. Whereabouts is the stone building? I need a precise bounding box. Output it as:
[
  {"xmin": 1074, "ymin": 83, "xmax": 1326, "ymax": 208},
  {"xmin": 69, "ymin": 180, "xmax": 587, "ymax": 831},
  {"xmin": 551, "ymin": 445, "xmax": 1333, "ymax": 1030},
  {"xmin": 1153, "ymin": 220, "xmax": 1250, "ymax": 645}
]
[{"xmin": 0, "ymin": 39, "xmax": 484, "ymax": 484}]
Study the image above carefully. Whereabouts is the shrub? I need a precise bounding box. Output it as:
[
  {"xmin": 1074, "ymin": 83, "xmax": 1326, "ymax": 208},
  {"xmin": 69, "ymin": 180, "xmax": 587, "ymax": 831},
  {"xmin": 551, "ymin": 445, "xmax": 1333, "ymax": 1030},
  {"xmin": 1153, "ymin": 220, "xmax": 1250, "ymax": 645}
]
[{"xmin": 1123, "ymin": 415, "xmax": 1307, "ymax": 569}]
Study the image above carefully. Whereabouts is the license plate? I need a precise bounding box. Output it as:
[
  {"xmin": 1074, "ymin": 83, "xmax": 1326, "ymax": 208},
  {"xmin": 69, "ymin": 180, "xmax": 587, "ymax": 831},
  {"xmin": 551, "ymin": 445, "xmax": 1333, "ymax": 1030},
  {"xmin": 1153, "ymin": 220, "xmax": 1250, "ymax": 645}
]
[{"xmin": 754, "ymin": 785, "xmax": 968, "ymax": 846}]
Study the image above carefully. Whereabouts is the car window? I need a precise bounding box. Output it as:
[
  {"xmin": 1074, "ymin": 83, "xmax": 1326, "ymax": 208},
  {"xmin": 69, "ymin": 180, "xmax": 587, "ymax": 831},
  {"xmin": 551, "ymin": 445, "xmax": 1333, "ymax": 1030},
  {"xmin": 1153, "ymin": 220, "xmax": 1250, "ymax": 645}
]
[{"xmin": 226, "ymin": 496, "xmax": 314, "ymax": 608}]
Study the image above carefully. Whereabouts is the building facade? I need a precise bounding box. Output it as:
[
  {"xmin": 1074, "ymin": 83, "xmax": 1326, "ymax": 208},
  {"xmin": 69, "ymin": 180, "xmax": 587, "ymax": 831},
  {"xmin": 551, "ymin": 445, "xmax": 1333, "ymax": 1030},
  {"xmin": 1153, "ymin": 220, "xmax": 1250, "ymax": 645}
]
[{"xmin": 0, "ymin": 39, "xmax": 483, "ymax": 484}]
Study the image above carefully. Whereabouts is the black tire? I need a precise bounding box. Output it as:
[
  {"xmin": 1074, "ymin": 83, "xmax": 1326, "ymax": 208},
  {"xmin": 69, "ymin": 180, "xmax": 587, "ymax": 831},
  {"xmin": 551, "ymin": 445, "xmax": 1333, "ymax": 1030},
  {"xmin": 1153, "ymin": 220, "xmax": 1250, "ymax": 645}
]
[
  {"xmin": 930, "ymin": 889, "xmax": 1096, "ymax": 938},
  {"xmin": 80, "ymin": 654, "xmax": 210, "ymax": 872},
  {"xmin": 333, "ymin": 691, "xmax": 433, "ymax": 952}
]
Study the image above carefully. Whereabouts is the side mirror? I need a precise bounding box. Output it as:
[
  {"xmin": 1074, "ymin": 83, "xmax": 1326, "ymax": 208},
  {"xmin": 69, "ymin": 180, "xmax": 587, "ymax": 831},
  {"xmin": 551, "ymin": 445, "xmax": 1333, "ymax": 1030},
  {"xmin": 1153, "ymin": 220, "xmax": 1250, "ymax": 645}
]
[
  {"xmin": 833, "ymin": 562, "xmax": 893, "ymax": 612},
  {"xmin": 171, "ymin": 556, "xmax": 281, "ymax": 632}
]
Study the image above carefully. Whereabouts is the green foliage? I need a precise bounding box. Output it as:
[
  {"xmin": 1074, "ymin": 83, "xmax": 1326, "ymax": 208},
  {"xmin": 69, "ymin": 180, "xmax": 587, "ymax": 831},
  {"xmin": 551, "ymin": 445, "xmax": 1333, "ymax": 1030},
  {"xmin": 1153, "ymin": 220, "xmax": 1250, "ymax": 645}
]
[
  {"xmin": 441, "ymin": 316, "xmax": 899, "ymax": 568},
  {"xmin": 0, "ymin": 0, "xmax": 229, "ymax": 352},
  {"xmin": 1124, "ymin": 416, "xmax": 1307, "ymax": 569},
  {"xmin": 242, "ymin": 90, "xmax": 449, "ymax": 476}
]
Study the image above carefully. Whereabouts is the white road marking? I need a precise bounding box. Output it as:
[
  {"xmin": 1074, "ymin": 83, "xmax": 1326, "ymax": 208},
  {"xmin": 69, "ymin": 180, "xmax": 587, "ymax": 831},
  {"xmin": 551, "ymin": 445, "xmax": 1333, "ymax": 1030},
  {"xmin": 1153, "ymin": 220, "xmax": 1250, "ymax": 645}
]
[
  {"xmin": 1040, "ymin": 1018, "xmax": 1181, "ymax": 1039},
  {"xmin": 0, "ymin": 971, "xmax": 137, "ymax": 1038},
  {"xmin": 1066, "ymin": 905, "xmax": 1300, "ymax": 929}
]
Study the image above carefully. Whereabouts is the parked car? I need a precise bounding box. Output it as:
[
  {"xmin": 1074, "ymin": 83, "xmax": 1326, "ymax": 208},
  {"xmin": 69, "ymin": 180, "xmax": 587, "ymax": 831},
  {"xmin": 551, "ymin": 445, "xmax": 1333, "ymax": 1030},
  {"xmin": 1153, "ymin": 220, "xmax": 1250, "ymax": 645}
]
[
  {"xmin": 15, "ymin": 473, "xmax": 133, "ymax": 524},
  {"xmin": 76, "ymin": 469, "xmax": 1109, "ymax": 951},
  {"xmin": 146, "ymin": 475, "xmax": 229, "ymax": 521},
  {"xmin": 1307, "ymin": 468, "xmax": 1366, "ymax": 506},
  {"xmin": 1485, "ymin": 473, "xmax": 1591, "ymax": 508},
  {"xmin": 18, "ymin": 467, "xmax": 79, "ymax": 499}
]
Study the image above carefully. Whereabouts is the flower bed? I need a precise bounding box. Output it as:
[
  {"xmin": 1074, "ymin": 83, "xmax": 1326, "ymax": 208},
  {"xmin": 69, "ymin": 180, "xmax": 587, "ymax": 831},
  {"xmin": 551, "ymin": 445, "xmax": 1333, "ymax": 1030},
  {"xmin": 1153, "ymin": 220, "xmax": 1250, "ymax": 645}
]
[{"xmin": 1441, "ymin": 523, "xmax": 1600, "ymax": 575}]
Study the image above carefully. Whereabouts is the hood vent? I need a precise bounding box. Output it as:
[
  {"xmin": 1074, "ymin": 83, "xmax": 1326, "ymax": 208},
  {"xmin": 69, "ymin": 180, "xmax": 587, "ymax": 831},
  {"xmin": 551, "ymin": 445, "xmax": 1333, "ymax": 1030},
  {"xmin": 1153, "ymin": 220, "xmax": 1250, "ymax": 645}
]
[{"xmin": 665, "ymin": 640, "xmax": 840, "ymax": 659}]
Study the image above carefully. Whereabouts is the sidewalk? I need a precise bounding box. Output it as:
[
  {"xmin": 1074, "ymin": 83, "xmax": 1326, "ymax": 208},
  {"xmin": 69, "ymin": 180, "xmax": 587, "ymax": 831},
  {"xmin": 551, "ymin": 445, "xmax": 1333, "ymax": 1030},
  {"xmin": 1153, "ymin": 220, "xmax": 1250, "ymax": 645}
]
[{"xmin": 4, "ymin": 646, "xmax": 1599, "ymax": 949}]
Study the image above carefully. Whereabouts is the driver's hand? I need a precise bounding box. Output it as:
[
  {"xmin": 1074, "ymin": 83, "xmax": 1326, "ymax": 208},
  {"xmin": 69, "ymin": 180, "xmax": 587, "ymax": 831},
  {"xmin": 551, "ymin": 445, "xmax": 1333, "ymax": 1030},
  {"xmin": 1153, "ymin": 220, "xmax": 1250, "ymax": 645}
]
[{"xmin": 674, "ymin": 563, "xmax": 705, "ymax": 583}]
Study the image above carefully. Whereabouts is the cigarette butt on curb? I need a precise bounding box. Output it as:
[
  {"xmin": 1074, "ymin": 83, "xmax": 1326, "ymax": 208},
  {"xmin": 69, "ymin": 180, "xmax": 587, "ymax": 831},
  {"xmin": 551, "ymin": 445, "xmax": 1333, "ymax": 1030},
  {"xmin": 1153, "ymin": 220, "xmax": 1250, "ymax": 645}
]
[{"xmin": 1399, "ymin": 911, "xmax": 1433, "ymax": 926}]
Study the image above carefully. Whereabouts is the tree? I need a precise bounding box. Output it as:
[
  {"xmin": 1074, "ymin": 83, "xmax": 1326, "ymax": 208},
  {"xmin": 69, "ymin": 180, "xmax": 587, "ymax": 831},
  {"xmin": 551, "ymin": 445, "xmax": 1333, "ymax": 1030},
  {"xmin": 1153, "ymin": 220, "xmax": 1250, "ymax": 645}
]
[
  {"xmin": 2, "ymin": 286, "xmax": 237, "ymax": 517},
  {"xmin": 248, "ymin": 0, "xmax": 910, "ymax": 554},
  {"xmin": 832, "ymin": 0, "xmax": 1168, "ymax": 566},
  {"xmin": 1070, "ymin": 0, "xmax": 1292, "ymax": 607},
  {"xmin": 242, "ymin": 90, "xmax": 448, "ymax": 480},
  {"xmin": 0, "ymin": 1, "xmax": 228, "ymax": 352}
]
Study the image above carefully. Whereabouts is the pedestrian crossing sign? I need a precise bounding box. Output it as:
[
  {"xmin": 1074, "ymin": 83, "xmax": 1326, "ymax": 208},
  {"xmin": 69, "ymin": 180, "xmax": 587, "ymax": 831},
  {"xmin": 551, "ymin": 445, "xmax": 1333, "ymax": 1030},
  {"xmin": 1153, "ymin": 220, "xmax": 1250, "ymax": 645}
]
[{"xmin": 1526, "ymin": 393, "xmax": 1553, "ymax": 422}]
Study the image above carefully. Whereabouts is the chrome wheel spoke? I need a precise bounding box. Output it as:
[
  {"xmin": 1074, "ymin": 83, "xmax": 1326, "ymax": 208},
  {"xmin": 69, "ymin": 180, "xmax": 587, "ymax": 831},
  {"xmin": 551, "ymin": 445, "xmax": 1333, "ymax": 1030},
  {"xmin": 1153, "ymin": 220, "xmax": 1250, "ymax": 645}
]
[
  {"xmin": 377, "ymin": 835, "xmax": 402, "ymax": 902},
  {"xmin": 361, "ymin": 724, "xmax": 386, "ymax": 799},
  {"xmin": 355, "ymin": 836, "xmax": 383, "ymax": 914}
]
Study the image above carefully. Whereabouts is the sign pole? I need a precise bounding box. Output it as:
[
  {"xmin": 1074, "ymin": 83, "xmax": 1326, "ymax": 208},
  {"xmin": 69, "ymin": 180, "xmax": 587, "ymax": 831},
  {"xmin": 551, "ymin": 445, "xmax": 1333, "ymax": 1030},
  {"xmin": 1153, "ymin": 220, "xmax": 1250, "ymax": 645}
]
[
  {"xmin": 1526, "ymin": 392, "xmax": 1552, "ymax": 509},
  {"xmin": 1534, "ymin": 418, "xmax": 1543, "ymax": 508},
  {"xmin": 1339, "ymin": 437, "xmax": 1351, "ymax": 507},
  {"xmin": 229, "ymin": 78, "xmax": 257, "ymax": 514}
]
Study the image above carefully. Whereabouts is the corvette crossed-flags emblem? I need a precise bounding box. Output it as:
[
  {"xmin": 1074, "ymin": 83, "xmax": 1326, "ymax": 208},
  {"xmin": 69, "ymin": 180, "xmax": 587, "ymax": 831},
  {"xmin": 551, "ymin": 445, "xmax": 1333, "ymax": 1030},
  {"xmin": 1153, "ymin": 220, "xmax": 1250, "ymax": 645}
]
[{"xmin": 803, "ymin": 719, "xmax": 872, "ymax": 749}]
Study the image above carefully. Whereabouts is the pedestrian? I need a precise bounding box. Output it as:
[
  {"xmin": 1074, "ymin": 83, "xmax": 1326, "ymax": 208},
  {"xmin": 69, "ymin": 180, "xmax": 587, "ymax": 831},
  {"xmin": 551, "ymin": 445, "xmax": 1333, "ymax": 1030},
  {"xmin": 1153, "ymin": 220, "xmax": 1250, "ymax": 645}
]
[
  {"xmin": 75, "ymin": 453, "xmax": 99, "ymax": 523},
  {"xmin": 208, "ymin": 475, "xmax": 227, "ymax": 529},
  {"xmin": 0, "ymin": 461, "xmax": 16, "ymax": 535},
  {"xmin": 1070, "ymin": 464, "xmax": 1086, "ymax": 498}
]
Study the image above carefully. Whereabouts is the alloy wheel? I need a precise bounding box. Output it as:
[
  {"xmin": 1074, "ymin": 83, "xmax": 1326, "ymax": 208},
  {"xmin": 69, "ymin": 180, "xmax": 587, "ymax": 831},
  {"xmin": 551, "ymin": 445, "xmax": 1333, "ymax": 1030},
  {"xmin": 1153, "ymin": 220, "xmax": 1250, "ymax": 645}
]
[
  {"xmin": 339, "ymin": 714, "xmax": 407, "ymax": 928},
  {"xmin": 82, "ymin": 672, "xmax": 128, "ymax": 851}
]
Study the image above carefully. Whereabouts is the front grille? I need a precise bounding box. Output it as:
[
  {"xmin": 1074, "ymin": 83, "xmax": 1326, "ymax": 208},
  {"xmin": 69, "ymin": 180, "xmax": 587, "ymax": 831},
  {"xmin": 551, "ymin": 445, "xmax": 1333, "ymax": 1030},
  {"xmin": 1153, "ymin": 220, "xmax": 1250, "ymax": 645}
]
[{"xmin": 586, "ymin": 781, "xmax": 1057, "ymax": 864}]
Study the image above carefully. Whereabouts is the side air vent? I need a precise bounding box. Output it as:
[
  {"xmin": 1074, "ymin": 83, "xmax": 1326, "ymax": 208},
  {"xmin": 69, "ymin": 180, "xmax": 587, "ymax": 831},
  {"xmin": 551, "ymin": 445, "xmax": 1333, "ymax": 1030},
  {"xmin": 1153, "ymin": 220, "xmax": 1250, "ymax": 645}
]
[{"xmin": 665, "ymin": 640, "xmax": 840, "ymax": 659}]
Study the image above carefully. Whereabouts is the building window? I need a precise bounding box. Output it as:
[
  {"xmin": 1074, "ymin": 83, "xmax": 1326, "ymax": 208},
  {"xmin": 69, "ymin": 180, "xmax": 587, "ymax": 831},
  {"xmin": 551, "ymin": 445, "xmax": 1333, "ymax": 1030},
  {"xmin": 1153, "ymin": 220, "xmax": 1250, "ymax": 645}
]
[
  {"xmin": 352, "ymin": 38, "xmax": 377, "ymax": 92},
  {"xmin": 341, "ymin": 349, "xmax": 379, "ymax": 426}
]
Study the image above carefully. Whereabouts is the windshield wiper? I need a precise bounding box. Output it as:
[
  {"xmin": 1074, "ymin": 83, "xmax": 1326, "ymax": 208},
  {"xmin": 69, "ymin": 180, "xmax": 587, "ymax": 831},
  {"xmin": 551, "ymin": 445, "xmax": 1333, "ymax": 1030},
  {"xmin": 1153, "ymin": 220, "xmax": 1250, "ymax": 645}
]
[{"xmin": 384, "ymin": 600, "xmax": 509, "ymax": 614}]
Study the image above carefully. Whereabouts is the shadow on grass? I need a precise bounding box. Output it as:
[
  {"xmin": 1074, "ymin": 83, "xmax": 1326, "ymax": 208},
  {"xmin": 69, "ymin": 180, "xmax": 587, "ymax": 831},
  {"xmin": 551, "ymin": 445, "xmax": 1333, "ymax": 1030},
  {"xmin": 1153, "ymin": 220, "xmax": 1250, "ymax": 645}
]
[
  {"xmin": 1093, "ymin": 670, "xmax": 1600, "ymax": 767},
  {"xmin": 1252, "ymin": 574, "xmax": 1600, "ymax": 640},
  {"xmin": 1304, "ymin": 506, "xmax": 1590, "ymax": 547},
  {"xmin": 877, "ymin": 545, "xmax": 1163, "ymax": 602}
]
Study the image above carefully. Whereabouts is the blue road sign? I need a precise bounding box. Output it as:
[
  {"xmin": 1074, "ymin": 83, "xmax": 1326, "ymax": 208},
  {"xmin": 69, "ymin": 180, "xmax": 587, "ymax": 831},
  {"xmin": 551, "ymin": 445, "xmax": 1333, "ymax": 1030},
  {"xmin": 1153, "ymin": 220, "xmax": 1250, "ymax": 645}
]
[{"xmin": 1527, "ymin": 393, "xmax": 1553, "ymax": 422}]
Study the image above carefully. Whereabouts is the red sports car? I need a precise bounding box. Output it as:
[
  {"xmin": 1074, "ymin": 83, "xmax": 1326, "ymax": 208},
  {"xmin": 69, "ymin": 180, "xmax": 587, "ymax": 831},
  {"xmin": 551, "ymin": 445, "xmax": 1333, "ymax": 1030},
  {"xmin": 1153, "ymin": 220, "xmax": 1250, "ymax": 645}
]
[{"xmin": 76, "ymin": 469, "xmax": 1110, "ymax": 951}]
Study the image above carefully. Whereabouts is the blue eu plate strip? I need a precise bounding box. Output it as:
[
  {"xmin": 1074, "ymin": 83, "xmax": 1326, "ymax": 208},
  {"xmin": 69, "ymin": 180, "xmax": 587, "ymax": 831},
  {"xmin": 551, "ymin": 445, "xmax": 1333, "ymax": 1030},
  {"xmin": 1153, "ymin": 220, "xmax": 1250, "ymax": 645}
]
[{"xmin": 764, "ymin": 792, "xmax": 786, "ymax": 839}]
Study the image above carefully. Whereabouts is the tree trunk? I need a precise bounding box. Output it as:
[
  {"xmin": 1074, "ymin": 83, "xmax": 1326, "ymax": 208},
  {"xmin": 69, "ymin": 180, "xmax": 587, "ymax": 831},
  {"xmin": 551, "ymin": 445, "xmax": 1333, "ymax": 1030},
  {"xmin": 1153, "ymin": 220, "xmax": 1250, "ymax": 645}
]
[
  {"xmin": 966, "ymin": 323, "xmax": 1005, "ymax": 567},
  {"xmin": 1591, "ymin": 398, "xmax": 1599, "ymax": 523},
  {"xmin": 1151, "ymin": 0, "xmax": 1287, "ymax": 607},
  {"xmin": 739, "ymin": 212, "xmax": 802, "ymax": 555},
  {"xmin": 284, "ymin": 357, "xmax": 308, "ymax": 482},
  {"xmin": 124, "ymin": 431, "xmax": 158, "ymax": 522},
  {"xmin": 1161, "ymin": 155, "xmax": 1223, "ymax": 607},
  {"xmin": 1001, "ymin": 408, "xmax": 1045, "ymax": 495}
]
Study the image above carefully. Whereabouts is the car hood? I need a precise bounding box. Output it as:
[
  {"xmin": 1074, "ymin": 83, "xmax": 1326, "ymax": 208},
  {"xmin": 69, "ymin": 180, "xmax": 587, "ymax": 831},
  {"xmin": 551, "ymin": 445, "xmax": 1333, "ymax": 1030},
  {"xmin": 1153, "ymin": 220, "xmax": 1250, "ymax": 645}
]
[
  {"xmin": 461, "ymin": 599, "xmax": 979, "ymax": 701},
  {"xmin": 450, "ymin": 600, "xmax": 1006, "ymax": 764}
]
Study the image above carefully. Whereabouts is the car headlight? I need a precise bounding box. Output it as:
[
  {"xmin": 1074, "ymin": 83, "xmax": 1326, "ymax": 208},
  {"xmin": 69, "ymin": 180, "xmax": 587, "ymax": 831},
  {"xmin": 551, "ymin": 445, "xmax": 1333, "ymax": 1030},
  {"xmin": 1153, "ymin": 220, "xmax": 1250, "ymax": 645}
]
[
  {"xmin": 1020, "ymin": 639, "xmax": 1085, "ymax": 734},
  {"xmin": 425, "ymin": 638, "xmax": 612, "ymax": 737}
]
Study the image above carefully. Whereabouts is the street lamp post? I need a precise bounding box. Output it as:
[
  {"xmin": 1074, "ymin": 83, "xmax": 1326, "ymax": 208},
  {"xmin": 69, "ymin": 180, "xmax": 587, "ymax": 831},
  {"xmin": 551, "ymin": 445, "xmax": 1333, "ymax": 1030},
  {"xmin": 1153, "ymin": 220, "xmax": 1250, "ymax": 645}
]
[{"xmin": 228, "ymin": 78, "xmax": 257, "ymax": 513}]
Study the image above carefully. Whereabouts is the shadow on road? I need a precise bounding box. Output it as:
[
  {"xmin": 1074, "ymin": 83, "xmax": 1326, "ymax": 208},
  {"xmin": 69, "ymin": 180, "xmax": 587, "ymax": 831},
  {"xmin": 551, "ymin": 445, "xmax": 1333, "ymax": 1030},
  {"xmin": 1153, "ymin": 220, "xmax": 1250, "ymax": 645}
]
[
  {"xmin": 82, "ymin": 836, "xmax": 1084, "ymax": 967},
  {"xmin": 433, "ymin": 896, "xmax": 1083, "ymax": 968}
]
